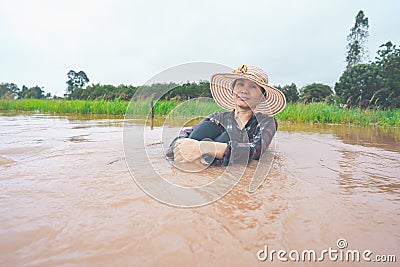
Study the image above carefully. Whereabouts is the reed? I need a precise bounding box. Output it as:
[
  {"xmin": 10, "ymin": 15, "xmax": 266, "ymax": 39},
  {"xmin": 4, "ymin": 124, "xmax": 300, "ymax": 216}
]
[{"xmin": 0, "ymin": 99, "xmax": 398, "ymax": 126}]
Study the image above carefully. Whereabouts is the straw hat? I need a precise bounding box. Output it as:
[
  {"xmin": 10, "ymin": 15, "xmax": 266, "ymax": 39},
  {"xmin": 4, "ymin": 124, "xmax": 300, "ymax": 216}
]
[{"xmin": 210, "ymin": 64, "xmax": 286, "ymax": 116}]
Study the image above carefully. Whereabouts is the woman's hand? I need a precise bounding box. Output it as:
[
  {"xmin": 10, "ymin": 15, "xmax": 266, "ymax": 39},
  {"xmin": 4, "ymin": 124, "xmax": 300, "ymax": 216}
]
[
  {"xmin": 173, "ymin": 138, "xmax": 229, "ymax": 163},
  {"xmin": 173, "ymin": 138, "xmax": 202, "ymax": 162}
]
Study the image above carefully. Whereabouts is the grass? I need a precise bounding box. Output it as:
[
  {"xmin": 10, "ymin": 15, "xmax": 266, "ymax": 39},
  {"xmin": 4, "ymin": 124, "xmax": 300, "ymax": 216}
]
[
  {"xmin": 0, "ymin": 99, "xmax": 128, "ymax": 115},
  {"xmin": 0, "ymin": 99, "xmax": 399, "ymax": 127},
  {"xmin": 277, "ymin": 102, "xmax": 400, "ymax": 127}
]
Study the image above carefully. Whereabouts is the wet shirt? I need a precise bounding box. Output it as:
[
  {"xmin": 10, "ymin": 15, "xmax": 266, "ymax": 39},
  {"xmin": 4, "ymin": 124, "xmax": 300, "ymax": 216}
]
[{"xmin": 168, "ymin": 111, "xmax": 277, "ymax": 166}]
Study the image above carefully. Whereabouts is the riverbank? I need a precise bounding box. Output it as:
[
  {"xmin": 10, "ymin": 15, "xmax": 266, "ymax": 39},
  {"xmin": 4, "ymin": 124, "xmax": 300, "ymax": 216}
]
[{"xmin": 0, "ymin": 99, "xmax": 399, "ymax": 126}]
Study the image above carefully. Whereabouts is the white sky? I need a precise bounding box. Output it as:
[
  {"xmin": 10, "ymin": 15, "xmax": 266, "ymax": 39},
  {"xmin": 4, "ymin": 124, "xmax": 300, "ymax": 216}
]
[{"xmin": 0, "ymin": 0, "xmax": 399, "ymax": 96}]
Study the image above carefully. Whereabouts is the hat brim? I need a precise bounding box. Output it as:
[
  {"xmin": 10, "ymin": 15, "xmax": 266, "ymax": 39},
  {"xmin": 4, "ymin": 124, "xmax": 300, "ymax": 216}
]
[{"xmin": 210, "ymin": 72, "xmax": 286, "ymax": 116}]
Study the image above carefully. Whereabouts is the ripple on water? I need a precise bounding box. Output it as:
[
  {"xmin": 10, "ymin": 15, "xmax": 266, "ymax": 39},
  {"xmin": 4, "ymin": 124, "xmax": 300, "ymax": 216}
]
[{"xmin": 0, "ymin": 155, "xmax": 15, "ymax": 165}]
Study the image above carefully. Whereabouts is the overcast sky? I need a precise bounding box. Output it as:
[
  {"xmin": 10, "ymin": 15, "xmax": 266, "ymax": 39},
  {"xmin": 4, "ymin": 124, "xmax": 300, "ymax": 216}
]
[{"xmin": 1, "ymin": 0, "xmax": 399, "ymax": 96}]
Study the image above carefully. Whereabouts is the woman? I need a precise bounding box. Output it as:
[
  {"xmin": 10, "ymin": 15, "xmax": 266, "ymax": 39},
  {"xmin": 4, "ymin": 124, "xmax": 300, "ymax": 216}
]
[{"xmin": 166, "ymin": 64, "xmax": 286, "ymax": 166}]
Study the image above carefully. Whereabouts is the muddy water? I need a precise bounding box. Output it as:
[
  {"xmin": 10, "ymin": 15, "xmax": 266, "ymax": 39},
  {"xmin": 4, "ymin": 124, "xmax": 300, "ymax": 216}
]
[{"xmin": 0, "ymin": 113, "xmax": 399, "ymax": 266}]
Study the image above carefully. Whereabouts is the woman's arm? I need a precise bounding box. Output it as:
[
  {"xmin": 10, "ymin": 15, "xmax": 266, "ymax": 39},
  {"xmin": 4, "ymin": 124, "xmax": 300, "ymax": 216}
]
[
  {"xmin": 199, "ymin": 140, "xmax": 228, "ymax": 159},
  {"xmin": 173, "ymin": 139, "xmax": 227, "ymax": 162}
]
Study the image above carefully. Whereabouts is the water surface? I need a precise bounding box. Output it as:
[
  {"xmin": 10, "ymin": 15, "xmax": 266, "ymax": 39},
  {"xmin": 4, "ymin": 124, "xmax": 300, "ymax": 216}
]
[{"xmin": 0, "ymin": 113, "xmax": 399, "ymax": 266}]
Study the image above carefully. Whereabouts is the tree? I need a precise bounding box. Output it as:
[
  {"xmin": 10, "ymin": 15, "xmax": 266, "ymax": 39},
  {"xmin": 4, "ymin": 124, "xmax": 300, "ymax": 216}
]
[
  {"xmin": 374, "ymin": 41, "xmax": 400, "ymax": 108},
  {"xmin": 281, "ymin": 83, "xmax": 299, "ymax": 103},
  {"xmin": 18, "ymin": 85, "xmax": 29, "ymax": 99},
  {"xmin": 335, "ymin": 41, "xmax": 400, "ymax": 109},
  {"xmin": 66, "ymin": 70, "xmax": 89, "ymax": 97},
  {"xmin": 27, "ymin": 86, "xmax": 45, "ymax": 99},
  {"xmin": 0, "ymin": 83, "xmax": 19, "ymax": 99},
  {"xmin": 335, "ymin": 64, "xmax": 383, "ymax": 108},
  {"xmin": 346, "ymin": 10, "xmax": 369, "ymax": 69},
  {"xmin": 19, "ymin": 86, "xmax": 45, "ymax": 99},
  {"xmin": 164, "ymin": 81, "xmax": 211, "ymax": 100},
  {"xmin": 300, "ymin": 83, "xmax": 333, "ymax": 103}
]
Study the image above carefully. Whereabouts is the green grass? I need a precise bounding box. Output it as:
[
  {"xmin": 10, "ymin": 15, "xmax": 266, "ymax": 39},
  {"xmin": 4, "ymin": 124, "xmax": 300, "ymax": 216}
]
[
  {"xmin": 276, "ymin": 102, "xmax": 400, "ymax": 127},
  {"xmin": 0, "ymin": 99, "xmax": 128, "ymax": 115},
  {"xmin": 0, "ymin": 99, "xmax": 399, "ymax": 127}
]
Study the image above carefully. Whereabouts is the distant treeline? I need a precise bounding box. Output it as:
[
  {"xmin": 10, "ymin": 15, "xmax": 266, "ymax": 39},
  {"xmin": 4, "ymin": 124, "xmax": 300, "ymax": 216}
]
[
  {"xmin": 0, "ymin": 80, "xmax": 338, "ymax": 102},
  {"xmin": 0, "ymin": 81, "xmax": 213, "ymax": 101},
  {"xmin": 68, "ymin": 81, "xmax": 213, "ymax": 101},
  {"xmin": 1, "ymin": 61, "xmax": 399, "ymax": 109},
  {"xmin": 0, "ymin": 84, "xmax": 51, "ymax": 100},
  {"xmin": 1, "ymin": 40, "xmax": 399, "ymax": 110},
  {"xmin": 1, "ymin": 41, "xmax": 399, "ymax": 109}
]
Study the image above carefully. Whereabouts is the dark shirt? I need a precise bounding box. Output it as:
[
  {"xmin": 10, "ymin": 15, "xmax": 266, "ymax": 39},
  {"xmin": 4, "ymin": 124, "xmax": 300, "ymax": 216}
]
[{"xmin": 167, "ymin": 111, "xmax": 277, "ymax": 166}]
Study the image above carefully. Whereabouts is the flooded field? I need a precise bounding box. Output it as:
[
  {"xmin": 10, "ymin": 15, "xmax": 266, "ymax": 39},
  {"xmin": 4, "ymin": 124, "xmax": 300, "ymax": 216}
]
[{"xmin": 0, "ymin": 113, "xmax": 399, "ymax": 266}]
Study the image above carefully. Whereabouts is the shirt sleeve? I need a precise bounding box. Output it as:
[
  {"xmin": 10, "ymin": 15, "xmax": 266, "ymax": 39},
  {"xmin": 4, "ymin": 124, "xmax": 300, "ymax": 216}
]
[{"xmin": 221, "ymin": 117, "xmax": 277, "ymax": 164}]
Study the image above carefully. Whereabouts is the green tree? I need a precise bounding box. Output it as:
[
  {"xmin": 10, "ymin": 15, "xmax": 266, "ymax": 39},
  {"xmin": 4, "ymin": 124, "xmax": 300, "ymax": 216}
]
[
  {"xmin": 68, "ymin": 83, "xmax": 139, "ymax": 101},
  {"xmin": 346, "ymin": 10, "xmax": 369, "ymax": 69},
  {"xmin": 18, "ymin": 85, "xmax": 29, "ymax": 99},
  {"xmin": 20, "ymin": 86, "xmax": 45, "ymax": 99},
  {"xmin": 335, "ymin": 41, "xmax": 400, "ymax": 109},
  {"xmin": 335, "ymin": 64, "xmax": 383, "ymax": 108},
  {"xmin": 165, "ymin": 81, "xmax": 211, "ymax": 100},
  {"xmin": 374, "ymin": 41, "xmax": 400, "ymax": 108},
  {"xmin": 0, "ymin": 83, "xmax": 19, "ymax": 99},
  {"xmin": 281, "ymin": 83, "xmax": 299, "ymax": 103},
  {"xmin": 66, "ymin": 70, "xmax": 89, "ymax": 98},
  {"xmin": 300, "ymin": 83, "xmax": 333, "ymax": 103}
]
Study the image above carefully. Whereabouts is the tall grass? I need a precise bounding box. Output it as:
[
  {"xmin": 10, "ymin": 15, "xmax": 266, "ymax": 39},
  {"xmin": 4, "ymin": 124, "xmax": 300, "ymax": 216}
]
[
  {"xmin": 0, "ymin": 99, "xmax": 399, "ymax": 126},
  {"xmin": 276, "ymin": 102, "xmax": 400, "ymax": 127},
  {"xmin": 0, "ymin": 99, "xmax": 128, "ymax": 115}
]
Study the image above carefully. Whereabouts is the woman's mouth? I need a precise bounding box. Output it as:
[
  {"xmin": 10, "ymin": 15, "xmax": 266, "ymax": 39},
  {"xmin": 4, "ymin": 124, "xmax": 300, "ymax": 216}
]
[{"xmin": 237, "ymin": 95, "xmax": 250, "ymax": 101}]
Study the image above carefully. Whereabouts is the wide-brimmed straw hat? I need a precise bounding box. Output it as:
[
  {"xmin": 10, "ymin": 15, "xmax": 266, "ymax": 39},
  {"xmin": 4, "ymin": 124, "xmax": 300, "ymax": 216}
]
[{"xmin": 210, "ymin": 64, "xmax": 286, "ymax": 116}]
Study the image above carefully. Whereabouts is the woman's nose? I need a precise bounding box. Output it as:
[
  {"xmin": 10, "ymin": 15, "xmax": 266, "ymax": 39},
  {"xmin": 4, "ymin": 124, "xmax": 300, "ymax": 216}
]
[{"xmin": 239, "ymin": 87, "xmax": 249, "ymax": 94}]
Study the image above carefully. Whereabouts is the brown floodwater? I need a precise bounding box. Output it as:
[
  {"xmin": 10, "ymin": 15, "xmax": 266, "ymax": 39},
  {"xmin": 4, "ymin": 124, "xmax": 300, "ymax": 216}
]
[{"xmin": 0, "ymin": 113, "xmax": 399, "ymax": 266}]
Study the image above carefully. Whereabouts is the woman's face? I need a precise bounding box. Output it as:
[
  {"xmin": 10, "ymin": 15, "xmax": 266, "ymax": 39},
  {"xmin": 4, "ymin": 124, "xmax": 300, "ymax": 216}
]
[{"xmin": 232, "ymin": 78, "xmax": 264, "ymax": 110}]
